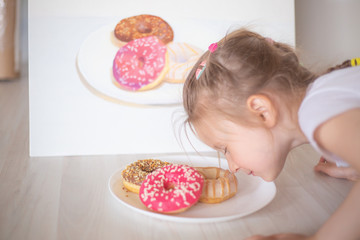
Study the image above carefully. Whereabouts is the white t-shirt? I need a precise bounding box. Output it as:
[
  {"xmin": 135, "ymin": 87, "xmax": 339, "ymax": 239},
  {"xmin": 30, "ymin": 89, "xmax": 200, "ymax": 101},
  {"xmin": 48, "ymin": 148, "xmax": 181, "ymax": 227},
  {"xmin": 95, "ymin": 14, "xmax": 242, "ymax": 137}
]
[{"xmin": 298, "ymin": 66, "xmax": 360, "ymax": 167}]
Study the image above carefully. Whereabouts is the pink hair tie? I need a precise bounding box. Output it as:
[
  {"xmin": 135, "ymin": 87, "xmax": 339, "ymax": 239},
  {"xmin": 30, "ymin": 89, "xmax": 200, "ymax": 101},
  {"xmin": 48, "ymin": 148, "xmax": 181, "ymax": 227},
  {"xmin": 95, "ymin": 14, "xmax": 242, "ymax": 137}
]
[
  {"xmin": 208, "ymin": 42, "xmax": 218, "ymax": 53},
  {"xmin": 196, "ymin": 43, "xmax": 217, "ymax": 80},
  {"xmin": 265, "ymin": 37, "xmax": 274, "ymax": 45},
  {"xmin": 196, "ymin": 61, "xmax": 207, "ymax": 80}
]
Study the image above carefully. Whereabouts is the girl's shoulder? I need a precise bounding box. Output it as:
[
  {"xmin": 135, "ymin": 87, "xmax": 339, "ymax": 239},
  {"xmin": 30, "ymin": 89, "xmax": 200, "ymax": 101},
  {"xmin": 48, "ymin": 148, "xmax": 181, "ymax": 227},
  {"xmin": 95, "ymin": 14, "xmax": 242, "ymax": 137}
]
[
  {"xmin": 298, "ymin": 66, "xmax": 360, "ymax": 167},
  {"xmin": 299, "ymin": 65, "xmax": 360, "ymax": 121},
  {"xmin": 310, "ymin": 65, "xmax": 360, "ymax": 92}
]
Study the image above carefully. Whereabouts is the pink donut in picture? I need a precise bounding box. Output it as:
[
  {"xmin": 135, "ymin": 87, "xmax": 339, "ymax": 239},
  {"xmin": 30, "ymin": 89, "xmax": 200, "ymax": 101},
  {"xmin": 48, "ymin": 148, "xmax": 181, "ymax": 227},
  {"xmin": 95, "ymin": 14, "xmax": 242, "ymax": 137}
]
[
  {"xmin": 112, "ymin": 36, "xmax": 169, "ymax": 91},
  {"xmin": 139, "ymin": 164, "xmax": 204, "ymax": 214}
]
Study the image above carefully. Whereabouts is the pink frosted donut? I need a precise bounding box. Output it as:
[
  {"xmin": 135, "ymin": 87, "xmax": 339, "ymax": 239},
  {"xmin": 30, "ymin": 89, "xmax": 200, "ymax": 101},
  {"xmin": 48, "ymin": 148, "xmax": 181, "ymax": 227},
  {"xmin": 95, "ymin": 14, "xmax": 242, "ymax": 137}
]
[
  {"xmin": 112, "ymin": 36, "xmax": 169, "ymax": 91},
  {"xmin": 139, "ymin": 164, "xmax": 204, "ymax": 213}
]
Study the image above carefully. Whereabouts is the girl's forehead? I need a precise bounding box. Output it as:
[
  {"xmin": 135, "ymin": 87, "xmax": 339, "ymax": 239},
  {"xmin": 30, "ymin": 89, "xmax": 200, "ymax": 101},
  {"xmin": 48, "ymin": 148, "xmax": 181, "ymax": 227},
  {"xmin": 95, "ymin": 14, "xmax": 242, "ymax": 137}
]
[
  {"xmin": 195, "ymin": 115, "xmax": 239, "ymax": 131},
  {"xmin": 194, "ymin": 117, "xmax": 240, "ymax": 142},
  {"xmin": 193, "ymin": 124, "xmax": 224, "ymax": 150},
  {"xmin": 194, "ymin": 115, "xmax": 264, "ymax": 143}
]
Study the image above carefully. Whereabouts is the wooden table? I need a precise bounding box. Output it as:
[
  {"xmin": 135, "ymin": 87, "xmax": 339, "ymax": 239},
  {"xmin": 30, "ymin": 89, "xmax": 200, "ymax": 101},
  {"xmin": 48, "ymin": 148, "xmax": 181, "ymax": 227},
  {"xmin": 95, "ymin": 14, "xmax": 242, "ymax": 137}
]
[{"xmin": 0, "ymin": 70, "xmax": 354, "ymax": 240}]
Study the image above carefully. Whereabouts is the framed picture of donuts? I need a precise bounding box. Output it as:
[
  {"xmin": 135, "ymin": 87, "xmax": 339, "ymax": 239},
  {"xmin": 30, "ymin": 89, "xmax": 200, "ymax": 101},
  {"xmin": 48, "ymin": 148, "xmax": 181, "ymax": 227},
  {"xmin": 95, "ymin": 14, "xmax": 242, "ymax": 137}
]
[
  {"xmin": 29, "ymin": 0, "xmax": 295, "ymax": 156},
  {"xmin": 76, "ymin": 14, "xmax": 212, "ymax": 107},
  {"xmin": 76, "ymin": 2, "xmax": 295, "ymax": 107}
]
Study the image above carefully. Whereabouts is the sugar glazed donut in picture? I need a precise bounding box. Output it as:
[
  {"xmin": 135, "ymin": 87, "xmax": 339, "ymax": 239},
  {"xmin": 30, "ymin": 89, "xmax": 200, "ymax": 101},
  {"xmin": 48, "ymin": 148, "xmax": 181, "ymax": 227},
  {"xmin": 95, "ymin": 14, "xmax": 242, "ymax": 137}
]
[
  {"xmin": 112, "ymin": 36, "xmax": 169, "ymax": 91},
  {"xmin": 114, "ymin": 14, "xmax": 174, "ymax": 45},
  {"xmin": 139, "ymin": 164, "xmax": 204, "ymax": 214},
  {"xmin": 194, "ymin": 167, "xmax": 238, "ymax": 203},
  {"xmin": 165, "ymin": 42, "xmax": 203, "ymax": 83},
  {"xmin": 121, "ymin": 159, "xmax": 171, "ymax": 194}
]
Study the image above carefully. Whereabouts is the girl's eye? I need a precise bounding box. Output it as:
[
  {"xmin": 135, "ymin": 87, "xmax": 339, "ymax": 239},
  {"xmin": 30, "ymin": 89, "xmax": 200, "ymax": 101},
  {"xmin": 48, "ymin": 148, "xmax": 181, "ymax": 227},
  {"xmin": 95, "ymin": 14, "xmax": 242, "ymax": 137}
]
[{"xmin": 224, "ymin": 147, "xmax": 228, "ymax": 155}]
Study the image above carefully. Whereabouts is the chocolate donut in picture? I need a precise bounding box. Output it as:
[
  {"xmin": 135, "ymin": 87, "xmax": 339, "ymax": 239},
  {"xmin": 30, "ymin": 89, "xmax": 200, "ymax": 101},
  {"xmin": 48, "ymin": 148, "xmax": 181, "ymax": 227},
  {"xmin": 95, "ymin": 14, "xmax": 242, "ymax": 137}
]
[{"xmin": 114, "ymin": 14, "xmax": 174, "ymax": 44}]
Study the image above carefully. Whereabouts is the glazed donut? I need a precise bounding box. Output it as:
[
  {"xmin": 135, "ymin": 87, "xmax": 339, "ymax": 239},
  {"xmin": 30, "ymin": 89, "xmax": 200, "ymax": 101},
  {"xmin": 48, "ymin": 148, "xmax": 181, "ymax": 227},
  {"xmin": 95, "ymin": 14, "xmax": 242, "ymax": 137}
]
[
  {"xmin": 114, "ymin": 14, "xmax": 174, "ymax": 44},
  {"xmin": 194, "ymin": 167, "xmax": 237, "ymax": 204},
  {"xmin": 121, "ymin": 159, "xmax": 171, "ymax": 194},
  {"xmin": 112, "ymin": 36, "xmax": 169, "ymax": 91},
  {"xmin": 139, "ymin": 164, "xmax": 204, "ymax": 213},
  {"xmin": 165, "ymin": 42, "xmax": 203, "ymax": 83}
]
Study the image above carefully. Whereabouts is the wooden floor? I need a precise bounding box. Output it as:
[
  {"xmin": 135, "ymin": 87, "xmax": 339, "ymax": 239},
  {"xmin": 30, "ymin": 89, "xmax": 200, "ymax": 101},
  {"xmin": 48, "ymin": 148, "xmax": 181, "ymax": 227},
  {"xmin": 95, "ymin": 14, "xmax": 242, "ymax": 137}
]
[
  {"xmin": 0, "ymin": 64, "xmax": 31, "ymax": 238},
  {"xmin": 0, "ymin": 63, "xmax": 29, "ymax": 176}
]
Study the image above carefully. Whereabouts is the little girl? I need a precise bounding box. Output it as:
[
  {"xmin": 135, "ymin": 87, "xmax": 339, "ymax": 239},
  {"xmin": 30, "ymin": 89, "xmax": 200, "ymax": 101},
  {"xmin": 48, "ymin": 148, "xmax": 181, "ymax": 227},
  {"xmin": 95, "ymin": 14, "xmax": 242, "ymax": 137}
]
[{"xmin": 183, "ymin": 29, "xmax": 360, "ymax": 239}]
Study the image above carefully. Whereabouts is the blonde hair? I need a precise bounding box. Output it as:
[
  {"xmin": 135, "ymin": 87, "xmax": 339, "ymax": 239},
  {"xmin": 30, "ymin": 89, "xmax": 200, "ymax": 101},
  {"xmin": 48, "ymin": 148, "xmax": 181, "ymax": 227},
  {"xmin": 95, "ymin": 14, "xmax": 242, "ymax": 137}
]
[{"xmin": 183, "ymin": 28, "xmax": 317, "ymax": 127}]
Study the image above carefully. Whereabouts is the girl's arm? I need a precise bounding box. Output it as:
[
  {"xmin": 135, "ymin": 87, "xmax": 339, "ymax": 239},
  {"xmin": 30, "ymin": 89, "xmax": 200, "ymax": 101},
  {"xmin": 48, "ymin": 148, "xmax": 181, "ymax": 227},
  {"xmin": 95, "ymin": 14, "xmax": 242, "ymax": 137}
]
[
  {"xmin": 315, "ymin": 108, "xmax": 360, "ymax": 172},
  {"xmin": 312, "ymin": 108, "xmax": 360, "ymax": 240}
]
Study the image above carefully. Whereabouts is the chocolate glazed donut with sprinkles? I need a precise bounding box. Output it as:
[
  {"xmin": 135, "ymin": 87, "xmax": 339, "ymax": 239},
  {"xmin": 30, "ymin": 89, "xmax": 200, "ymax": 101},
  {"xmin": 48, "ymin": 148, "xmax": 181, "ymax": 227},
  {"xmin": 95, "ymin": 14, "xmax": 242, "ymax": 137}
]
[
  {"xmin": 114, "ymin": 14, "xmax": 174, "ymax": 44},
  {"xmin": 121, "ymin": 159, "xmax": 171, "ymax": 194},
  {"xmin": 139, "ymin": 164, "xmax": 204, "ymax": 214}
]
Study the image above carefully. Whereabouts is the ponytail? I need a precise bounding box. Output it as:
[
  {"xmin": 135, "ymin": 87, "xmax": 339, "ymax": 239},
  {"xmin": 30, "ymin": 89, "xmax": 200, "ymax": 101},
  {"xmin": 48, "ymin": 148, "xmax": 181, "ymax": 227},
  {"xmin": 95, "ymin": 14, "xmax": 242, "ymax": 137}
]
[{"xmin": 324, "ymin": 58, "xmax": 359, "ymax": 74}]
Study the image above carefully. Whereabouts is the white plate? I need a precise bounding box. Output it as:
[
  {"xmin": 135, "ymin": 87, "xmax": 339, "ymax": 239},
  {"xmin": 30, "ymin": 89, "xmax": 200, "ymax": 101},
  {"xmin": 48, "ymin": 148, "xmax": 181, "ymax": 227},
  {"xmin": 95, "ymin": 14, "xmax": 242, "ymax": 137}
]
[
  {"xmin": 108, "ymin": 155, "xmax": 276, "ymax": 223},
  {"xmin": 76, "ymin": 24, "xmax": 184, "ymax": 106}
]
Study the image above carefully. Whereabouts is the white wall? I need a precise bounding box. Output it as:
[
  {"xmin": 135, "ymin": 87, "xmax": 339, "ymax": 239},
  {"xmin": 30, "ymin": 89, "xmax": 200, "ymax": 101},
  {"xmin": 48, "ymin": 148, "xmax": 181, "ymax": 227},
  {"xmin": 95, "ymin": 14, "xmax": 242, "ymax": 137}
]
[{"xmin": 295, "ymin": 0, "xmax": 360, "ymax": 72}]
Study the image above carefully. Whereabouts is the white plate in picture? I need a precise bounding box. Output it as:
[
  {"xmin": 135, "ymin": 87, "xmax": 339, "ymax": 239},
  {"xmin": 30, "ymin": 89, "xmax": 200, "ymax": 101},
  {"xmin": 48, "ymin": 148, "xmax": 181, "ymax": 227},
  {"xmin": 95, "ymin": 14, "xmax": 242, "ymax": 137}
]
[{"xmin": 108, "ymin": 155, "xmax": 276, "ymax": 223}]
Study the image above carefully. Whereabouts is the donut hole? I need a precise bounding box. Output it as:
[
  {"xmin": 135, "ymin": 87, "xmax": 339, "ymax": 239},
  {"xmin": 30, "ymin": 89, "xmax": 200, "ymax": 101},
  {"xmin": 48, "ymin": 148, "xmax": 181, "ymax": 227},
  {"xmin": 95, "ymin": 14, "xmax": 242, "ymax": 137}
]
[
  {"xmin": 164, "ymin": 181, "xmax": 175, "ymax": 191},
  {"xmin": 140, "ymin": 165, "xmax": 156, "ymax": 173},
  {"xmin": 136, "ymin": 22, "xmax": 152, "ymax": 34},
  {"xmin": 137, "ymin": 56, "xmax": 146, "ymax": 68}
]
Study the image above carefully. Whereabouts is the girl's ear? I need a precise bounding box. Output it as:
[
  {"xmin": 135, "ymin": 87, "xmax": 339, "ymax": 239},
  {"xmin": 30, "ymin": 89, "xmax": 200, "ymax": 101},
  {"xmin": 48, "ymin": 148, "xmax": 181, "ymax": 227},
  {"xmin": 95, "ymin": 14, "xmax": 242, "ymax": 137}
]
[{"xmin": 246, "ymin": 94, "xmax": 277, "ymax": 128}]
